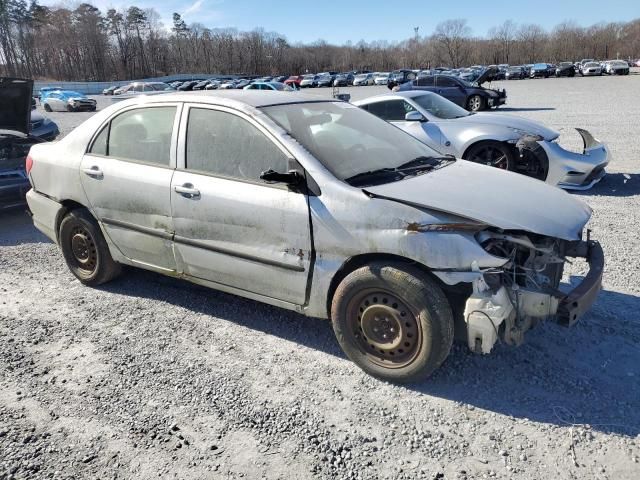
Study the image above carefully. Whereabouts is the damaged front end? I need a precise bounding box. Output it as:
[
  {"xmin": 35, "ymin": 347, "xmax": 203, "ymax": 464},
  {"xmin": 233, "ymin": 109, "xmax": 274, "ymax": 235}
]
[
  {"xmin": 515, "ymin": 129, "xmax": 609, "ymax": 190},
  {"xmin": 462, "ymin": 230, "xmax": 603, "ymax": 354}
]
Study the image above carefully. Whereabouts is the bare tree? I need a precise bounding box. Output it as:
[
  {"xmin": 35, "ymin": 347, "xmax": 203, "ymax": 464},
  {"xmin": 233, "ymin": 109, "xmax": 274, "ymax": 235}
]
[{"xmin": 433, "ymin": 19, "xmax": 472, "ymax": 68}]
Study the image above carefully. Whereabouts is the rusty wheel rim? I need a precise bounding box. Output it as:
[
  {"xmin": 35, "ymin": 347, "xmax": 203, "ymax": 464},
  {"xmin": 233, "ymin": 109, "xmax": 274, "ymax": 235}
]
[
  {"xmin": 347, "ymin": 289, "xmax": 422, "ymax": 369},
  {"xmin": 70, "ymin": 226, "xmax": 97, "ymax": 274}
]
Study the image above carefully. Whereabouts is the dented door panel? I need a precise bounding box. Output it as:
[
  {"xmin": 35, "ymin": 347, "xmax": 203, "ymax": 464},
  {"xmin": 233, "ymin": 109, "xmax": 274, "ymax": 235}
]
[
  {"xmin": 80, "ymin": 155, "xmax": 177, "ymax": 270},
  {"xmin": 171, "ymin": 171, "xmax": 311, "ymax": 304}
]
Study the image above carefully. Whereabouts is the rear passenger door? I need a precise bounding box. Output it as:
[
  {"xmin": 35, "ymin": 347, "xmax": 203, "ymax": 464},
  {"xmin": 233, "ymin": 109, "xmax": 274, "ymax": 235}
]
[
  {"xmin": 80, "ymin": 104, "xmax": 181, "ymax": 271},
  {"xmin": 171, "ymin": 104, "xmax": 312, "ymax": 305}
]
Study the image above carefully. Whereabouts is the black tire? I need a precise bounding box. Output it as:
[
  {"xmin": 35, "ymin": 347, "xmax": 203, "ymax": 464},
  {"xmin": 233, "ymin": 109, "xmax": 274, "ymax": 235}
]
[
  {"xmin": 463, "ymin": 141, "xmax": 514, "ymax": 170},
  {"xmin": 467, "ymin": 95, "xmax": 485, "ymax": 112},
  {"xmin": 43, "ymin": 103, "xmax": 52, "ymax": 112},
  {"xmin": 331, "ymin": 262, "xmax": 454, "ymax": 383},
  {"xmin": 59, "ymin": 209, "xmax": 121, "ymax": 286},
  {"xmin": 66, "ymin": 104, "xmax": 74, "ymax": 112}
]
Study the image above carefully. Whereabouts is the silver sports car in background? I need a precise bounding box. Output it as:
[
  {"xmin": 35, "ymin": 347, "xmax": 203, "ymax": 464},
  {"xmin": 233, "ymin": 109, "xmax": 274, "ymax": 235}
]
[
  {"xmin": 355, "ymin": 91, "xmax": 608, "ymax": 190},
  {"xmin": 580, "ymin": 62, "xmax": 603, "ymax": 76},
  {"xmin": 25, "ymin": 91, "xmax": 603, "ymax": 383}
]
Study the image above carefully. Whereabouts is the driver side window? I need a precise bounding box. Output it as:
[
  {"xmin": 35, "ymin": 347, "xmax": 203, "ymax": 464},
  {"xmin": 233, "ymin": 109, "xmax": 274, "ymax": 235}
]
[{"xmin": 366, "ymin": 100, "xmax": 416, "ymax": 122}]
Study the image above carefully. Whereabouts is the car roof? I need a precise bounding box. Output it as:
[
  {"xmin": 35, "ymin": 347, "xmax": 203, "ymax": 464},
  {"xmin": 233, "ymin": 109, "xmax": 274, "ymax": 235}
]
[
  {"xmin": 353, "ymin": 90, "xmax": 436, "ymax": 104},
  {"xmin": 115, "ymin": 90, "xmax": 333, "ymax": 109}
]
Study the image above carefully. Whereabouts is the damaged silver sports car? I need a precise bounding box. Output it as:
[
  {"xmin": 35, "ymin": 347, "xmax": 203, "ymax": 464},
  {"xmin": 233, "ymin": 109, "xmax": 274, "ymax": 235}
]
[
  {"xmin": 25, "ymin": 91, "xmax": 604, "ymax": 383},
  {"xmin": 355, "ymin": 91, "xmax": 608, "ymax": 190}
]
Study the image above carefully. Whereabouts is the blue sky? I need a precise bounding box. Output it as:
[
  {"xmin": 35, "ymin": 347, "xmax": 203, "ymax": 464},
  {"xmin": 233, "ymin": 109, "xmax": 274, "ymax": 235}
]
[{"xmin": 44, "ymin": 0, "xmax": 638, "ymax": 44}]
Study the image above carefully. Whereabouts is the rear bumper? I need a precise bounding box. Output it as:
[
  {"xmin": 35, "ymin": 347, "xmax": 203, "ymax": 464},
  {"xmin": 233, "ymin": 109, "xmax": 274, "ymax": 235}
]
[
  {"xmin": 25, "ymin": 189, "xmax": 63, "ymax": 243},
  {"xmin": 0, "ymin": 173, "xmax": 29, "ymax": 210},
  {"xmin": 557, "ymin": 240, "xmax": 604, "ymax": 326}
]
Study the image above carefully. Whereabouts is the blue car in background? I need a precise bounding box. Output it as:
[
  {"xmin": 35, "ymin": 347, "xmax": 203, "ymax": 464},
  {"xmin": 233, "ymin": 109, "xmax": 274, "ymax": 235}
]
[{"xmin": 41, "ymin": 90, "xmax": 96, "ymax": 112}]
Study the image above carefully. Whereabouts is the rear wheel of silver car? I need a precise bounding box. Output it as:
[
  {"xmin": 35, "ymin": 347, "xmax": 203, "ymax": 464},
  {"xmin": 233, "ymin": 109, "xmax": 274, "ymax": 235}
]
[
  {"xmin": 467, "ymin": 95, "xmax": 484, "ymax": 112},
  {"xmin": 331, "ymin": 262, "xmax": 454, "ymax": 383},
  {"xmin": 59, "ymin": 209, "xmax": 121, "ymax": 286},
  {"xmin": 464, "ymin": 141, "xmax": 513, "ymax": 170},
  {"xmin": 43, "ymin": 103, "xmax": 52, "ymax": 112}
]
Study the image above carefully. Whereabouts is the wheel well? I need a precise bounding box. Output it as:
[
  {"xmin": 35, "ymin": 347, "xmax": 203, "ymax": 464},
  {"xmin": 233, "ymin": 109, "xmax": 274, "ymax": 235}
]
[
  {"xmin": 326, "ymin": 253, "xmax": 450, "ymax": 318},
  {"xmin": 55, "ymin": 200, "xmax": 89, "ymax": 239},
  {"xmin": 325, "ymin": 253, "xmax": 471, "ymax": 341},
  {"xmin": 462, "ymin": 139, "xmax": 513, "ymax": 160}
]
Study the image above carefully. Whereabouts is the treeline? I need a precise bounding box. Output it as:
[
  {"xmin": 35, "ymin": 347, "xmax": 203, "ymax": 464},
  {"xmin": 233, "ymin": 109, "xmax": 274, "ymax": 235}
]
[{"xmin": 1, "ymin": 1, "xmax": 639, "ymax": 81}]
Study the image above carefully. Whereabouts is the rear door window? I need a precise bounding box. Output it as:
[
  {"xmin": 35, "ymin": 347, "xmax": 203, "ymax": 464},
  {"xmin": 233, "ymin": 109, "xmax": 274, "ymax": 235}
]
[{"xmin": 89, "ymin": 107, "xmax": 177, "ymax": 166}]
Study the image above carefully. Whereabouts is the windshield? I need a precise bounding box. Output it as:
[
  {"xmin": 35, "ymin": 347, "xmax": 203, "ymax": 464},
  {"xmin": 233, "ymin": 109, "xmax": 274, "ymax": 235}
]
[
  {"xmin": 260, "ymin": 102, "xmax": 448, "ymax": 187},
  {"xmin": 412, "ymin": 94, "xmax": 470, "ymax": 119}
]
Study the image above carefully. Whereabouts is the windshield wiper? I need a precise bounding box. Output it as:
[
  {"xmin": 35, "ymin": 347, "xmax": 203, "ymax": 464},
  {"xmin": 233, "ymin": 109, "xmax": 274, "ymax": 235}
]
[
  {"xmin": 344, "ymin": 168, "xmax": 401, "ymax": 186},
  {"xmin": 346, "ymin": 157, "xmax": 453, "ymax": 187},
  {"xmin": 396, "ymin": 156, "xmax": 454, "ymax": 171}
]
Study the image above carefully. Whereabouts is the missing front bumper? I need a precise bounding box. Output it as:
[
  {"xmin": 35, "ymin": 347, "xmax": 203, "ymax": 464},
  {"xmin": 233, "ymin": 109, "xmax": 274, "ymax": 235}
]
[
  {"xmin": 463, "ymin": 239, "xmax": 604, "ymax": 354},
  {"xmin": 557, "ymin": 240, "xmax": 604, "ymax": 326}
]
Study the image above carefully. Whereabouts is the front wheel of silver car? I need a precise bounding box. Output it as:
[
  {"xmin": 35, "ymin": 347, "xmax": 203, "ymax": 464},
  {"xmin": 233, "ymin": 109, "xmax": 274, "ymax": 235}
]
[
  {"xmin": 463, "ymin": 141, "xmax": 513, "ymax": 171},
  {"xmin": 467, "ymin": 95, "xmax": 484, "ymax": 111},
  {"xmin": 59, "ymin": 209, "xmax": 121, "ymax": 286},
  {"xmin": 331, "ymin": 262, "xmax": 454, "ymax": 383}
]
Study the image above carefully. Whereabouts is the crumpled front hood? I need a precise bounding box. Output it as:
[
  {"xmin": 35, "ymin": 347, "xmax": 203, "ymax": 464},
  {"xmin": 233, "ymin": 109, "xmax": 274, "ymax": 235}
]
[
  {"xmin": 0, "ymin": 77, "xmax": 33, "ymax": 135},
  {"xmin": 364, "ymin": 160, "xmax": 591, "ymax": 241},
  {"xmin": 454, "ymin": 112, "xmax": 559, "ymax": 141}
]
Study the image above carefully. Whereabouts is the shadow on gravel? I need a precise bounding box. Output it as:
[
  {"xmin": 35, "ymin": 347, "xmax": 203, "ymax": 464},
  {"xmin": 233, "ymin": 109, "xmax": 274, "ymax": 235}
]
[
  {"xmin": 497, "ymin": 107, "xmax": 556, "ymax": 112},
  {"xmin": 570, "ymin": 173, "xmax": 640, "ymax": 197},
  {"xmin": 413, "ymin": 287, "xmax": 640, "ymax": 437},
  {"xmin": 103, "ymin": 268, "xmax": 639, "ymax": 437},
  {"xmin": 0, "ymin": 208, "xmax": 51, "ymax": 246}
]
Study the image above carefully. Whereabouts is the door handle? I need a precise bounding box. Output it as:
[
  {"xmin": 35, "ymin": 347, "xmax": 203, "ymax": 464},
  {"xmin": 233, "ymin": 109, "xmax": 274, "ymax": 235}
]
[
  {"xmin": 82, "ymin": 166, "xmax": 103, "ymax": 178},
  {"xmin": 174, "ymin": 184, "xmax": 200, "ymax": 199}
]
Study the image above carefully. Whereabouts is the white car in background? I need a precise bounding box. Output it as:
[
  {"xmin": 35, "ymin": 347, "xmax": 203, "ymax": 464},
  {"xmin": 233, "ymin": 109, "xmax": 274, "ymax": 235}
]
[
  {"xmin": 374, "ymin": 72, "xmax": 389, "ymax": 85},
  {"xmin": 353, "ymin": 73, "xmax": 375, "ymax": 86},
  {"xmin": 580, "ymin": 62, "xmax": 602, "ymax": 76},
  {"xmin": 355, "ymin": 90, "xmax": 609, "ymax": 190},
  {"xmin": 603, "ymin": 60, "xmax": 630, "ymax": 75}
]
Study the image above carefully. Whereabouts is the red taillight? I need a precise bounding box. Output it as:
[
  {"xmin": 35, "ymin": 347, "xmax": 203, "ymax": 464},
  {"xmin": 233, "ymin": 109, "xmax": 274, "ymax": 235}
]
[{"xmin": 25, "ymin": 155, "xmax": 33, "ymax": 174}]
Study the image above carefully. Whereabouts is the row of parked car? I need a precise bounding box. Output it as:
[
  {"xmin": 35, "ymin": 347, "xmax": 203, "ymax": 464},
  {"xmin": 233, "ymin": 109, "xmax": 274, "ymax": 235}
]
[{"xmin": 513, "ymin": 59, "xmax": 632, "ymax": 79}]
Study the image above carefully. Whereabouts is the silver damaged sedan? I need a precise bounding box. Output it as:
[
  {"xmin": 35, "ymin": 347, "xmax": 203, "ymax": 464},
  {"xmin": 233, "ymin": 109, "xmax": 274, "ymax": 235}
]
[
  {"xmin": 25, "ymin": 91, "xmax": 604, "ymax": 382},
  {"xmin": 355, "ymin": 91, "xmax": 609, "ymax": 190}
]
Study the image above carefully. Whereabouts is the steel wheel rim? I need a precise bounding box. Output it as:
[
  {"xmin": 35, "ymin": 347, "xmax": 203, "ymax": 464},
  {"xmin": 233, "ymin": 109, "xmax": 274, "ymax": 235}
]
[
  {"xmin": 470, "ymin": 146, "xmax": 509, "ymax": 169},
  {"xmin": 70, "ymin": 226, "xmax": 97, "ymax": 273},
  {"xmin": 346, "ymin": 289, "xmax": 422, "ymax": 369}
]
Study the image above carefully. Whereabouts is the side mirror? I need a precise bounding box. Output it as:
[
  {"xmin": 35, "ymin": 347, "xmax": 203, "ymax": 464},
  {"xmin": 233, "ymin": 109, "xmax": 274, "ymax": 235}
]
[
  {"xmin": 405, "ymin": 111, "xmax": 426, "ymax": 122},
  {"xmin": 260, "ymin": 169, "xmax": 303, "ymax": 186}
]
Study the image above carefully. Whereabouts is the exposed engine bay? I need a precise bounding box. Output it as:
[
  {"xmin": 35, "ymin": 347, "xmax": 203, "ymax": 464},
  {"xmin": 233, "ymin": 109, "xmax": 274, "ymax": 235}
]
[{"xmin": 462, "ymin": 230, "xmax": 602, "ymax": 354}]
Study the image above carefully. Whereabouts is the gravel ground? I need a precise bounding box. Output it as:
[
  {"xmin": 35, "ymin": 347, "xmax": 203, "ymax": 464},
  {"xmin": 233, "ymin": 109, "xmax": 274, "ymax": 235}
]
[{"xmin": 1, "ymin": 73, "xmax": 639, "ymax": 480}]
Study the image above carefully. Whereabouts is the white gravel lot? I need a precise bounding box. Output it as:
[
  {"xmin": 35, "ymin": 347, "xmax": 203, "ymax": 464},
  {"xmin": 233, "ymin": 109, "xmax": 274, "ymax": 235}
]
[{"xmin": 1, "ymin": 72, "xmax": 639, "ymax": 480}]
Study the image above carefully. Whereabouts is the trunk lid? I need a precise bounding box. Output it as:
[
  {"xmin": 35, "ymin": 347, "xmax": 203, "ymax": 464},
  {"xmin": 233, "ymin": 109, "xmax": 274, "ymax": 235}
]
[{"xmin": 0, "ymin": 77, "xmax": 33, "ymax": 135}]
